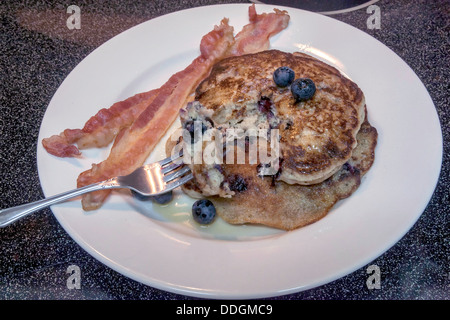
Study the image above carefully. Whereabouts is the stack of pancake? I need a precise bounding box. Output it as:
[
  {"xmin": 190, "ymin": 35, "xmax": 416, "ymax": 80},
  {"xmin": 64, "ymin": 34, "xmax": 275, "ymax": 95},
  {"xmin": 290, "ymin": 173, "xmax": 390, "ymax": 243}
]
[{"xmin": 169, "ymin": 50, "xmax": 377, "ymax": 230}]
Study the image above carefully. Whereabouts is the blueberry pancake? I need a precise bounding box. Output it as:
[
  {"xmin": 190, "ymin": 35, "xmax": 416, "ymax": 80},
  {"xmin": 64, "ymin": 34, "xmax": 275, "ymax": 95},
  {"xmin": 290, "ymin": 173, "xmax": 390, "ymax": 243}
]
[
  {"xmin": 166, "ymin": 49, "xmax": 377, "ymax": 230},
  {"xmin": 199, "ymin": 114, "xmax": 377, "ymax": 230},
  {"xmin": 166, "ymin": 111, "xmax": 377, "ymax": 230},
  {"xmin": 188, "ymin": 50, "xmax": 366, "ymax": 187}
]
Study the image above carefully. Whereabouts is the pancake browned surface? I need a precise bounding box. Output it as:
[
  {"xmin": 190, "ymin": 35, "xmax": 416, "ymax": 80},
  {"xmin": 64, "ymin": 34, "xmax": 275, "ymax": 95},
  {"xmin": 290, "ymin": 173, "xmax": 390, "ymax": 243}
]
[
  {"xmin": 180, "ymin": 114, "xmax": 377, "ymax": 230},
  {"xmin": 192, "ymin": 50, "xmax": 366, "ymax": 186},
  {"xmin": 168, "ymin": 49, "xmax": 378, "ymax": 231}
]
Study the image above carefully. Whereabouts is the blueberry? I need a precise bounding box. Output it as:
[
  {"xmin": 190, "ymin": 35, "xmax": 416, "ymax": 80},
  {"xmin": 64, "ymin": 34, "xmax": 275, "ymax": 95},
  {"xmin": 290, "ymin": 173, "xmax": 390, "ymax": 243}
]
[
  {"xmin": 291, "ymin": 78, "xmax": 316, "ymax": 102},
  {"xmin": 131, "ymin": 190, "xmax": 173, "ymax": 204},
  {"xmin": 273, "ymin": 66, "xmax": 295, "ymax": 87},
  {"xmin": 192, "ymin": 199, "xmax": 216, "ymax": 225},
  {"xmin": 184, "ymin": 119, "xmax": 207, "ymax": 143},
  {"xmin": 257, "ymin": 96, "xmax": 273, "ymax": 114},
  {"xmin": 152, "ymin": 191, "xmax": 174, "ymax": 204},
  {"xmin": 227, "ymin": 175, "xmax": 247, "ymax": 192}
]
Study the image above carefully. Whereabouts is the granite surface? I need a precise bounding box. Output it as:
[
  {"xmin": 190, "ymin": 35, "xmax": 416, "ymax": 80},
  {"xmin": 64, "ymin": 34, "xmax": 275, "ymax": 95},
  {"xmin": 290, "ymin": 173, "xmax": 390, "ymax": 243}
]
[{"xmin": 0, "ymin": 0, "xmax": 448, "ymax": 300}]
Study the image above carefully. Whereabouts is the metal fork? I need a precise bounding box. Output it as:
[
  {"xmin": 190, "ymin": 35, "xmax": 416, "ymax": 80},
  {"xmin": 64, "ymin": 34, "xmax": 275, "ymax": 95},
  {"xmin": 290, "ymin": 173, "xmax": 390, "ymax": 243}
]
[{"xmin": 0, "ymin": 152, "xmax": 192, "ymax": 228}]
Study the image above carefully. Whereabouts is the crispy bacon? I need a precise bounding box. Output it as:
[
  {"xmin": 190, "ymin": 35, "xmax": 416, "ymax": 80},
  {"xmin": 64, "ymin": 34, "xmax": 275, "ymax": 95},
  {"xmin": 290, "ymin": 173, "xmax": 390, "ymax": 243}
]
[
  {"xmin": 42, "ymin": 89, "xmax": 159, "ymax": 157},
  {"xmin": 41, "ymin": 134, "xmax": 82, "ymax": 158},
  {"xmin": 52, "ymin": 5, "xmax": 290, "ymax": 211},
  {"xmin": 77, "ymin": 18, "xmax": 236, "ymax": 210},
  {"xmin": 229, "ymin": 4, "xmax": 290, "ymax": 56}
]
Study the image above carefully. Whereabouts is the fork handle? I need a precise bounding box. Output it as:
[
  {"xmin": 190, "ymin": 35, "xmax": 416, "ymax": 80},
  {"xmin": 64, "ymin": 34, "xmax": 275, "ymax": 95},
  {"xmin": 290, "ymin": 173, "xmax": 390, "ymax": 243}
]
[{"xmin": 0, "ymin": 178, "xmax": 119, "ymax": 228}]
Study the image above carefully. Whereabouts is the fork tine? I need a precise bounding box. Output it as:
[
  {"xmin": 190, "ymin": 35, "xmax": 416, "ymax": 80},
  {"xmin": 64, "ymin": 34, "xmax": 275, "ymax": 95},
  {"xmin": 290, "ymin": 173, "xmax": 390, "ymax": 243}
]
[
  {"xmin": 157, "ymin": 155, "xmax": 175, "ymax": 166},
  {"xmin": 161, "ymin": 162, "xmax": 183, "ymax": 174},
  {"xmin": 158, "ymin": 149, "xmax": 183, "ymax": 166},
  {"xmin": 163, "ymin": 165, "xmax": 191, "ymax": 183},
  {"xmin": 164, "ymin": 173, "xmax": 193, "ymax": 192}
]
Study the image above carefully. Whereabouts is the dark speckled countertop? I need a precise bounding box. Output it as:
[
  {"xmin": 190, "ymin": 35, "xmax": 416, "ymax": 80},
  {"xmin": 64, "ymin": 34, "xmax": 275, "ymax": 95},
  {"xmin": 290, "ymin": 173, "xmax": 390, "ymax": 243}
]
[{"xmin": 0, "ymin": 0, "xmax": 448, "ymax": 300}]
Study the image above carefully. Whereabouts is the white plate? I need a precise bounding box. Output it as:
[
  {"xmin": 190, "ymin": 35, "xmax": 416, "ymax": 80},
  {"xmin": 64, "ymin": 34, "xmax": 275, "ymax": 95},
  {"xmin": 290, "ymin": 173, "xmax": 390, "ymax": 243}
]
[{"xmin": 36, "ymin": 4, "xmax": 442, "ymax": 299}]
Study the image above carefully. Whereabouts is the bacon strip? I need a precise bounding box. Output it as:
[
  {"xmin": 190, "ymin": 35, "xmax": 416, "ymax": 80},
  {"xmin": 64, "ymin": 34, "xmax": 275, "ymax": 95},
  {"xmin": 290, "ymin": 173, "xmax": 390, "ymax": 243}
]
[
  {"xmin": 42, "ymin": 89, "xmax": 159, "ymax": 157},
  {"xmin": 77, "ymin": 18, "xmax": 236, "ymax": 210},
  {"xmin": 76, "ymin": 5, "xmax": 290, "ymax": 210},
  {"xmin": 229, "ymin": 4, "xmax": 290, "ymax": 56}
]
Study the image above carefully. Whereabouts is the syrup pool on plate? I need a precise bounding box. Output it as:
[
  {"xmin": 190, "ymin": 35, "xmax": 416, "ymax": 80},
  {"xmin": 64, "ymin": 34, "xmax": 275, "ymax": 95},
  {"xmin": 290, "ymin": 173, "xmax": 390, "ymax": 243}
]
[{"xmin": 130, "ymin": 189, "xmax": 283, "ymax": 241}]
